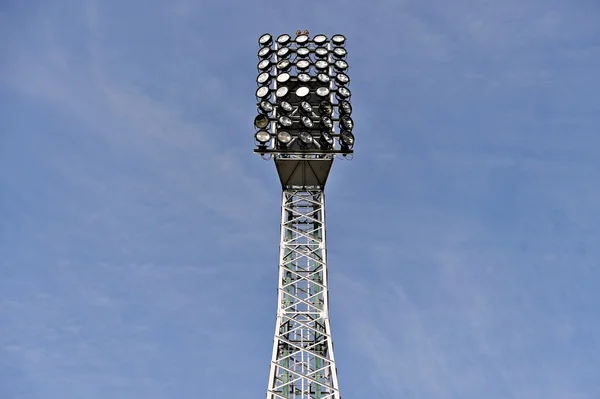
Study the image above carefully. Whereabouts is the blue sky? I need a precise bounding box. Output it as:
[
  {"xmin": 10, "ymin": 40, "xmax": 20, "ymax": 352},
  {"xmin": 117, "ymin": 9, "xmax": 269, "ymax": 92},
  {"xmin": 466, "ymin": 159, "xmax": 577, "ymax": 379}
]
[{"xmin": 1, "ymin": 0, "xmax": 599, "ymax": 398}]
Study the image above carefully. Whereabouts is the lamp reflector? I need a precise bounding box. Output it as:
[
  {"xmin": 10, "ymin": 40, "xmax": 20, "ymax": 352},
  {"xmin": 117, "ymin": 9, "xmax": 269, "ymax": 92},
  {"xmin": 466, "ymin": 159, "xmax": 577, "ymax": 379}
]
[
  {"xmin": 316, "ymin": 87, "xmax": 330, "ymax": 97},
  {"xmin": 315, "ymin": 47, "xmax": 328, "ymax": 57},
  {"xmin": 254, "ymin": 114, "xmax": 270, "ymax": 129},
  {"xmin": 258, "ymin": 47, "xmax": 272, "ymax": 58},
  {"xmin": 255, "ymin": 130, "xmax": 271, "ymax": 143},
  {"xmin": 340, "ymin": 100, "xmax": 352, "ymax": 115},
  {"xmin": 336, "ymin": 87, "xmax": 351, "ymax": 99},
  {"xmin": 341, "ymin": 131, "xmax": 355, "ymax": 147},
  {"xmin": 275, "ymin": 86, "xmax": 289, "ymax": 98},
  {"xmin": 276, "ymin": 72, "xmax": 290, "ymax": 84},
  {"xmin": 301, "ymin": 116, "xmax": 314, "ymax": 128},
  {"xmin": 320, "ymin": 116, "xmax": 333, "ymax": 130},
  {"xmin": 335, "ymin": 73, "xmax": 350, "ymax": 85},
  {"xmin": 319, "ymin": 101, "xmax": 333, "ymax": 115},
  {"xmin": 313, "ymin": 34, "xmax": 327, "ymax": 44},
  {"xmin": 279, "ymin": 101, "xmax": 293, "ymax": 113},
  {"xmin": 258, "ymin": 59, "xmax": 271, "ymax": 71},
  {"xmin": 317, "ymin": 73, "xmax": 330, "ymax": 83},
  {"xmin": 299, "ymin": 131, "xmax": 313, "ymax": 145},
  {"xmin": 257, "ymin": 72, "xmax": 271, "ymax": 84},
  {"xmin": 259, "ymin": 101, "xmax": 274, "ymax": 114},
  {"xmin": 277, "ymin": 59, "xmax": 291, "ymax": 71},
  {"xmin": 278, "ymin": 116, "xmax": 292, "ymax": 127},
  {"xmin": 296, "ymin": 60, "xmax": 310, "ymax": 70},
  {"xmin": 277, "ymin": 131, "xmax": 292, "ymax": 144},
  {"xmin": 331, "ymin": 34, "xmax": 346, "ymax": 45},
  {"xmin": 341, "ymin": 115, "xmax": 354, "ymax": 130},
  {"xmin": 296, "ymin": 47, "xmax": 310, "ymax": 57},
  {"xmin": 259, "ymin": 33, "xmax": 273, "ymax": 45},
  {"xmin": 277, "ymin": 34, "xmax": 291, "ymax": 45},
  {"xmin": 334, "ymin": 60, "xmax": 348, "ymax": 71},
  {"xmin": 277, "ymin": 47, "xmax": 290, "ymax": 58},
  {"xmin": 296, "ymin": 86, "xmax": 310, "ymax": 98},
  {"xmin": 277, "ymin": 47, "xmax": 291, "ymax": 58},
  {"xmin": 315, "ymin": 60, "xmax": 329, "ymax": 70},
  {"xmin": 332, "ymin": 47, "xmax": 347, "ymax": 58},
  {"xmin": 320, "ymin": 131, "xmax": 334, "ymax": 146},
  {"xmin": 298, "ymin": 73, "xmax": 311, "ymax": 82},
  {"xmin": 300, "ymin": 101, "xmax": 312, "ymax": 114},
  {"xmin": 256, "ymin": 86, "xmax": 270, "ymax": 99},
  {"xmin": 296, "ymin": 34, "xmax": 309, "ymax": 44}
]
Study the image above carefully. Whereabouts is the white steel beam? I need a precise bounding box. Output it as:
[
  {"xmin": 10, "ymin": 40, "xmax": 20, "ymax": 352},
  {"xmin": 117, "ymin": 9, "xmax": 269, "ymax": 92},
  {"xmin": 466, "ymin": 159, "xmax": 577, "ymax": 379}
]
[{"xmin": 266, "ymin": 189, "xmax": 341, "ymax": 399}]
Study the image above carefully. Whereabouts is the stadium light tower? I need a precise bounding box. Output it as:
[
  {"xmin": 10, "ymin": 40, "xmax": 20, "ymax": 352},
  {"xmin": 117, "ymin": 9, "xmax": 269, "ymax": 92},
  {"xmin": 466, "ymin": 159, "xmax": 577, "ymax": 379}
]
[{"xmin": 253, "ymin": 30, "xmax": 354, "ymax": 399}]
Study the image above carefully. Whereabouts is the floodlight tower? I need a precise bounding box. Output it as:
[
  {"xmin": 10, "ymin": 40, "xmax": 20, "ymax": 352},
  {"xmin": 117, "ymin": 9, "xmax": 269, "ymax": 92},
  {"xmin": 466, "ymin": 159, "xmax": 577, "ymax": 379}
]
[{"xmin": 253, "ymin": 31, "xmax": 355, "ymax": 399}]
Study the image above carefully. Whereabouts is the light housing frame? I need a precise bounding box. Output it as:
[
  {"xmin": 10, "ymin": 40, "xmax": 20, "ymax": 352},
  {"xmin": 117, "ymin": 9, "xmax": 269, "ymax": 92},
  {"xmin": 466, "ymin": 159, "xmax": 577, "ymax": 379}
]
[{"xmin": 254, "ymin": 32, "xmax": 354, "ymax": 155}]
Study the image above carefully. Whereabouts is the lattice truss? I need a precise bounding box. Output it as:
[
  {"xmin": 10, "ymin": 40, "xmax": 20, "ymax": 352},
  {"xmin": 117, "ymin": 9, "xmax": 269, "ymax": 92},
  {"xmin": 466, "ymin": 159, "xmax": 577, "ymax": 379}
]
[{"xmin": 267, "ymin": 189, "xmax": 341, "ymax": 399}]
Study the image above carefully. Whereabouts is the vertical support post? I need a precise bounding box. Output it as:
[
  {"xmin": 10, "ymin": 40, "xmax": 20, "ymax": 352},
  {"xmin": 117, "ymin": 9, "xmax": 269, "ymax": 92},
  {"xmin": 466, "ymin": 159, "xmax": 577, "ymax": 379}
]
[{"xmin": 266, "ymin": 189, "xmax": 341, "ymax": 399}]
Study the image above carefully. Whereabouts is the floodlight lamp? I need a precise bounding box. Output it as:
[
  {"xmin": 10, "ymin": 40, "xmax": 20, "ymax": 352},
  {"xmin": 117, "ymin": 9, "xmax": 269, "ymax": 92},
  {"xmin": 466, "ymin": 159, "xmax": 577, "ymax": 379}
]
[
  {"xmin": 296, "ymin": 47, "xmax": 310, "ymax": 57},
  {"xmin": 334, "ymin": 60, "xmax": 348, "ymax": 71},
  {"xmin": 279, "ymin": 101, "xmax": 293, "ymax": 113},
  {"xmin": 340, "ymin": 100, "xmax": 352, "ymax": 115},
  {"xmin": 276, "ymin": 59, "xmax": 291, "ymax": 71},
  {"xmin": 317, "ymin": 73, "xmax": 330, "ymax": 83},
  {"xmin": 340, "ymin": 131, "xmax": 355, "ymax": 148},
  {"xmin": 256, "ymin": 86, "xmax": 270, "ymax": 99},
  {"xmin": 258, "ymin": 59, "xmax": 272, "ymax": 71},
  {"xmin": 276, "ymin": 73, "xmax": 290, "ymax": 84},
  {"xmin": 258, "ymin": 47, "xmax": 273, "ymax": 58},
  {"xmin": 320, "ymin": 131, "xmax": 334, "ymax": 147},
  {"xmin": 277, "ymin": 131, "xmax": 292, "ymax": 145},
  {"xmin": 300, "ymin": 101, "xmax": 313, "ymax": 114},
  {"xmin": 299, "ymin": 131, "xmax": 313, "ymax": 146},
  {"xmin": 315, "ymin": 47, "xmax": 328, "ymax": 58},
  {"xmin": 277, "ymin": 34, "xmax": 291, "ymax": 45},
  {"xmin": 254, "ymin": 114, "xmax": 270, "ymax": 129},
  {"xmin": 275, "ymin": 86, "xmax": 289, "ymax": 98},
  {"xmin": 336, "ymin": 86, "xmax": 351, "ymax": 99},
  {"xmin": 320, "ymin": 116, "xmax": 333, "ymax": 130},
  {"xmin": 316, "ymin": 87, "xmax": 330, "ymax": 97},
  {"xmin": 259, "ymin": 33, "xmax": 273, "ymax": 46},
  {"xmin": 319, "ymin": 101, "xmax": 333, "ymax": 115},
  {"xmin": 255, "ymin": 130, "xmax": 271, "ymax": 144},
  {"xmin": 331, "ymin": 34, "xmax": 346, "ymax": 45},
  {"xmin": 295, "ymin": 86, "xmax": 310, "ymax": 98},
  {"xmin": 313, "ymin": 34, "xmax": 327, "ymax": 44},
  {"xmin": 278, "ymin": 115, "xmax": 292, "ymax": 127},
  {"xmin": 259, "ymin": 100, "xmax": 274, "ymax": 114},
  {"xmin": 332, "ymin": 47, "xmax": 347, "ymax": 58},
  {"xmin": 301, "ymin": 116, "xmax": 314, "ymax": 128},
  {"xmin": 277, "ymin": 47, "xmax": 291, "ymax": 58},
  {"xmin": 296, "ymin": 59, "xmax": 310, "ymax": 70},
  {"xmin": 296, "ymin": 34, "xmax": 309, "ymax": 44},
  {"xmin": 340, "ymin": 115, "xmax": 354, "ymax": 130},
  {"xmin": 257, "ymin": 72, "xmax": 271, "ymax": 84},
  {"xmin": 315, "ymin": 60, "xmax": 329, "ymax": 70},
  {"xmin": 335, "ymin": 73, "xmax": 350, "ymax": 85},
  {"xmin": 298, "ymin": 73, "xmax": 311, "ymax": 83}
]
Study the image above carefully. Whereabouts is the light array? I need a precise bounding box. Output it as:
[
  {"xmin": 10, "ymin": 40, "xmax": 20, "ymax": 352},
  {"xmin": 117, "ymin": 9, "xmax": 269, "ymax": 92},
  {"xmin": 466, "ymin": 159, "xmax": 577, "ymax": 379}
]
[{"xmin": 254, "ymin": 31, "xmax": 355, "ymax": 155}]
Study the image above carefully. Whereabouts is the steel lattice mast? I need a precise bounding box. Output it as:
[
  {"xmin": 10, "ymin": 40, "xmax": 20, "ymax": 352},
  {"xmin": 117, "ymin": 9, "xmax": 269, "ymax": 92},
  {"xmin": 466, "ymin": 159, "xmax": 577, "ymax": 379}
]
[{"xmin": 253, "ymin": 31, "xmax": 355, "ymax": 399}]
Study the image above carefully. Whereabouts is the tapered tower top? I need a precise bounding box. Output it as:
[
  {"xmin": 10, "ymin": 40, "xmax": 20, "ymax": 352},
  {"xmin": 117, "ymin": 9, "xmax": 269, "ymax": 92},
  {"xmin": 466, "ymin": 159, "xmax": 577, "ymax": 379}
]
[{"xmin": 252, "ymin": 32, "xmax": 355, "ymax": 189}]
